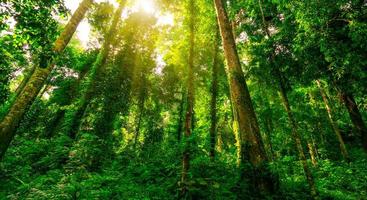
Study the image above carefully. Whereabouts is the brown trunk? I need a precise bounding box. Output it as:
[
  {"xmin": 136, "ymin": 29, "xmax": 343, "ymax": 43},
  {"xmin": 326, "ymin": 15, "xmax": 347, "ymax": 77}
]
[
  {"xmin": 339, "ymin": 90, "xmax": 367, "ymax": 151},
  {"xmin": 214, "ymin": 0, "xmax": 274, "ymax": 194},
  {"xmin": 316, "ymin": 80, "xmax": 349, "ymax": 160},
  {"xmin": 0, "ymin": 0, "xmax": 93, "ymax": 160},
  {"xmin": 277, "ymin": 72, "xmax": 318, "ymax": 199},
  {"xmin": 181, "ymin": 0, "xmax": 195, "ymax": 197},
  {"xmin": 209, "ymin": 29, "xmax": 220, "ymax": 160}
]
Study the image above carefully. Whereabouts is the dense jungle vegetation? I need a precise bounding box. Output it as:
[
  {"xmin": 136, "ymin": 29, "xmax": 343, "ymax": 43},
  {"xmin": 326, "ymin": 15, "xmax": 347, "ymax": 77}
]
[{"xmin": 0, "ymin": 0, "xmax": 367, "ymax": 199}]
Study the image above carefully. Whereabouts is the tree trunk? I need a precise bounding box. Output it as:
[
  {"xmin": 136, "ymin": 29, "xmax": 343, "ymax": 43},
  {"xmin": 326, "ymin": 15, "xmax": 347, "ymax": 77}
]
[
  {"xmin": 0, "ymin": 65, "xmax": 36, "ymax": 121},
  {"xmin": 49, "ymin": 61, "xmax": 93, "ymax": 138},
  {"xmin": 277, "ymin": 72, "xmax": 318, "ymax": 199},
  {"xmin": 177, "ymin": 90, "xmax": 185, "ymax": 141},
  {"xmin": 67, "ymin": 1, "xmax": 125, "ymax": 137},
  {"xmin": 209, "ymin": 29, "xmax": 220, "ymax": 161},
  {"xmin": 181, "ymin": 0, "xmax": 195, "ymax": 197},
  {"xmin": 44, "ymin": 109, "xmax": 66, "ymax": 138},
  {"xmin": 134, "ymin": 93, "xmax": 146, "ymax": 149},
  {"xmin": 214, "ymin": 0, "xmax": 274, "ymax": 194},
  {"xmin": 308, "ymin": 92, "xmax": 326, "ymax": 152},
  {"xmin": 316, "ymin": 80, "xmax": 349, "ymax": 160},
  {"xmin": 0, "ymin": 0, "xmax": 93, "ymax": 160},
  {"xmin": 339, "ymin": 90, "xmax": 367, "ymax": 151},
  {"xmin": 259, "ymin": 86, "xmax": 275, "ymax": 161},
  {"xmin": 14, "ymin": 65, "xmax": 36, "ymax": 98},
  {"xmin": 307, "ymin": 140, "xmax": 318, "ymax": 167}
]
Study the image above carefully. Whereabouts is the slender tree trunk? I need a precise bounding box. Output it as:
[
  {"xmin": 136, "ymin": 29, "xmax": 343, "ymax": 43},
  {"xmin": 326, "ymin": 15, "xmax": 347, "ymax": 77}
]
[
  {"xmin": 259, "ymin": 86, "xmax": 275, "ymax": 161},
  {"xmin": 339, "ymin": 90, "xmax": 367, "ymax": 151},
  {"xmin": 277, "ymin": 72, "xmax": 318, "ymax": 199},
  {"xmin": 46, "ymin": 64, "xmax": 92, "ymax": 138},
  {"xmin": 311, "ymin": 136, "xmax": 320, "ymax": 159},
  {"xmin": 263, "ymin": 117, "xmax": 275, "ymax": 161},
  {"xmin": 308, "ymin": 92, "xmax": 326, "ymax": 152},
  {"xmin": 44, "ymin": 109, "xmax": 66, "ymax": 138},
  {"xmin": 307, "ymin": 140, "xmax": 318, "ymax": 167},
  {"xmin": 133, "ymin": 111, "xmax": 143, "ymax": 148},
  {"xmin": 0, "ymin": 0, "xmax": 93, "ymax": 160},
  {"xmin": 209, "ymin": 30, "xmax": 220, "ymax": 161},
  {"xmin": 316, "ymin": 80, "xmax": 349, "ymax": 160},
  {"xmin": 134, "ymin": 94, "xmax": 146, "ymax": 149},
  {"xmin": 177, "ymin": 90, "xmax": 185, "ymax": 141},
  {"xmin": 67, "ymin": 1, "xmax": 125, "ymax": 137},
  {"xmin": 214, "ymin": 0, "xmax": 274, "ymax": 194},
  {"xmin": 181, "ymin": 0, "xmax": 195, "ymax": 197}
]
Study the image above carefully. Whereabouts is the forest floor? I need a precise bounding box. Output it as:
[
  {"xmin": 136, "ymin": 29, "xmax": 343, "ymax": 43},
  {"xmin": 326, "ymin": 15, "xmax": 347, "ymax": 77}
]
[{"xmin": 1, "ymin": 131, "xmax": 367, "ymax": 199}]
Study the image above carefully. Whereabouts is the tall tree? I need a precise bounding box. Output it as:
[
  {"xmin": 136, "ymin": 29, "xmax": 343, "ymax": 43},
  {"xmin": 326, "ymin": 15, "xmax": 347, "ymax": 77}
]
[
  {"xmin": 316, "ymin": 80, "xmax": 349, "ymax": 160},
  {"xmin": 177, "ymin": 89, "xmax": 186, "ymax": 141},
  {"xmin": 213, "ymin": 0, "xmax": 274, "ymax": 194},
  {"xmin": 277, "ymin": 71, "xmax": 318, "ymax": 199},
  {"xmin": 0, "ymin": 0, "xmax": 94, "ymax": 160},
  {"xmin": 181, "ymin": 0, "xmax": 196, "ymax": 196},
  {"xmin": 66, "ymin": 1, "xmax": 125, "ymax": 137},
  {"xmin": 256, "ymin": 0, "xmax": 318, "ymax": 197},
  {"xmin": 338, "ymin": 89, "xmax": 367, "ymax": 151}
]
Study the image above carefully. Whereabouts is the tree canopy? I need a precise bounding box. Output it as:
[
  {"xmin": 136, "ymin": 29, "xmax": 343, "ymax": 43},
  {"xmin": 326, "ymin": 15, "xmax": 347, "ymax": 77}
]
[{"xmin": 0, "ymin": 0, "xmax": 366, "ymax": 199}]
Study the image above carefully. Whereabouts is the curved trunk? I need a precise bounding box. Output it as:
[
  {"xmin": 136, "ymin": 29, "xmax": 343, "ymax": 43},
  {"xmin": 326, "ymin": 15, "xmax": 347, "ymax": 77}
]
[{"xmin": 0, "ymin": 0, "xmax": 93, "ymax": 160}]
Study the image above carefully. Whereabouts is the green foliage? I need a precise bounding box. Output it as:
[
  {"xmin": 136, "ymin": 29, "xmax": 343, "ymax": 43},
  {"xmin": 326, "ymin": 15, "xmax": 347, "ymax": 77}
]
[{"xmin": 1, "ymin": 0, "xmax": 366, "ymax": 199}]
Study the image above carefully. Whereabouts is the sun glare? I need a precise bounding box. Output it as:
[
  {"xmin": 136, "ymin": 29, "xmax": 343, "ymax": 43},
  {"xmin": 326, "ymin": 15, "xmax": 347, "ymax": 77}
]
[
  {"xmin": 133, "ymin": 0, "xmax": 156, "ymax": 14},
  {"xmin": 64, "ymin": 0, "xmax": 173, "ymax": 48}
]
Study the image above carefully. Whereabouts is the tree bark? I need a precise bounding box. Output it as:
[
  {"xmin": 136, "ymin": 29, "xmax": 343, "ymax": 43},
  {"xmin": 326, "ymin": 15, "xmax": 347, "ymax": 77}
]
[
  {"xmin": 339, "ymin": 90, "xmax": 367, "ymax": 151},
  {"xmin": 277, "ymin": 72, "xmax": 318, "ymax": 199},
  {"xmin": 316, "ymin": 80, "xmax": 349, "ymax": 160},
  {"xmin": 214, "ymin": 0, "xmax": 274, "ymax": 194},
  {"xmin": 0, "ymin": 0, "xmax": 93, "ymax": 160},
  {"xmin": 181, "ymin": 0, "xmax": 195, "ymax": 197}
]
